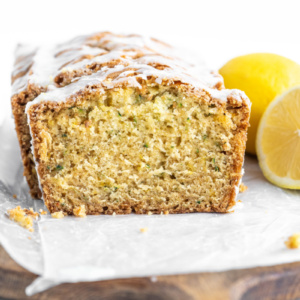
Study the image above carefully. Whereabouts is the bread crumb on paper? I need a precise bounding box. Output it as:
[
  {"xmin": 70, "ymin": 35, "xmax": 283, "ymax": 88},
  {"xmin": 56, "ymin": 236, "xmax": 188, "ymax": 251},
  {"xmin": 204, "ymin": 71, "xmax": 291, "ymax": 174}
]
[
  {"xmin": 39, "ymin": 209, "xmax": 48, "ymax": 215},
  {"xmin": 239, "ymin": 183, "xmax": 248, "ymax": 193},
  {"xmin": 285, "ymin": 233, "xmax": 300, "ymax": 249},
  {"xmin": 140, "ymin": 227, "xmax": 148, "ymax": 233},
  {"xmin": 7, "ymin": 206, "xmax": 34, "ymax": 232},
  {"xmin": 51, "ymin": 211, "xmax": 65, "ymax": 219},
  {"xmin": 24, "ymin": 208, "xmax": 39, "ymax": 219}
]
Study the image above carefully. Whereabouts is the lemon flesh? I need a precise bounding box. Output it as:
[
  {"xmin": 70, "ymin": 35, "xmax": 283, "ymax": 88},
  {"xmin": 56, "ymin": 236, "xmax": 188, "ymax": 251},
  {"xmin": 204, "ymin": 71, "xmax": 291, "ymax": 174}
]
[
  {"xmin": 220, "ymin": 53, "xmax": 300, "ymax": 155},
  {"xmin": 256, "ymin": 86, "xmax": 300, "ymax": 189}
]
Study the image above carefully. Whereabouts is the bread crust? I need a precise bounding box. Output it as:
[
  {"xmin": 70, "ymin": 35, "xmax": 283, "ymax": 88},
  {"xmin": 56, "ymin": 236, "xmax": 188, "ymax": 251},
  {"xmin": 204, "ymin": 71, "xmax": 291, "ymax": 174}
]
[{"xmin": 11, "ymin": 87, "xmax": 44, "ymax": 198}]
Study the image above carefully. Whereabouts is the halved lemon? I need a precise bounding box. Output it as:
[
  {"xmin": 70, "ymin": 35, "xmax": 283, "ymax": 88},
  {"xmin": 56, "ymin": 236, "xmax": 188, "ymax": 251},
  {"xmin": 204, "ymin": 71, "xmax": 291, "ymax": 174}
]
[{"xmin": 257, "ymin": 86, "xmax": 300, "ymax": 189}]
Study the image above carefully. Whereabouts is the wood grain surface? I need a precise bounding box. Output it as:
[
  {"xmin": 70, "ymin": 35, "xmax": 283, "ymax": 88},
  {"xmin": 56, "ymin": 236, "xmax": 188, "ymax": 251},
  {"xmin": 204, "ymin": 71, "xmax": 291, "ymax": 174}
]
[{"xmin": 1, "ymin": 245, "xmax": 300, "ymax": 300}]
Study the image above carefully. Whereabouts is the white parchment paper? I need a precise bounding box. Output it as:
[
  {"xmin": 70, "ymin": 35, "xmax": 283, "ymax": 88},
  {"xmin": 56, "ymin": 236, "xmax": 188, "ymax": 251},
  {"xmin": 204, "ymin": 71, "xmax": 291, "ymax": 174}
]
[{"xmin": 1, "ymin": 116, "xmax": 300, "ymax": 296}]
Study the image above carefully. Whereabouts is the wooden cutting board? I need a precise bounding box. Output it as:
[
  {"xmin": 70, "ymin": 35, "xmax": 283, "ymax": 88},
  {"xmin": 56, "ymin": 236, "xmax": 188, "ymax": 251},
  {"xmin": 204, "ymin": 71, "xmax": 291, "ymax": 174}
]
[{"xmin": 1, "ymin": 245, "xmax": 300, "ymax": 300}]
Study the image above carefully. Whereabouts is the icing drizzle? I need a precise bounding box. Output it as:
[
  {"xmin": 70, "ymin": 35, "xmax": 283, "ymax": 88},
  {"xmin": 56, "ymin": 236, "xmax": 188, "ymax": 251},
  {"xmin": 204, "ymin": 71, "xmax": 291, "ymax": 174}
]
[{"xmin": 11, "ymin": 32, "xmax": 250, "ymax": 109}]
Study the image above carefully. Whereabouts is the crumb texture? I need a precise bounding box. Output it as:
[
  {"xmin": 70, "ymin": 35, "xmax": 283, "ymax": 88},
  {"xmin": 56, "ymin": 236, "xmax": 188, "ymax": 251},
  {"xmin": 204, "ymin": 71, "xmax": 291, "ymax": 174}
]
[
  {"xmin": 29, "ymin": 85, "xmax": 249, "ymax": 215},
  {"xmin": 73, "ymin": 205, "xmax": 87, "ymax": 218}
]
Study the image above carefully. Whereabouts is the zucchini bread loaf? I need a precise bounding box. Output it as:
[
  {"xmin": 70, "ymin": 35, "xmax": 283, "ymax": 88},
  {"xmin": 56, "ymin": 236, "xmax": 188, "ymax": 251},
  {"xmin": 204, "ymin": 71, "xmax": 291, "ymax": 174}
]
[{"xmin": 11, "ymin": 32, "xmax": 250, "ymax": 215}]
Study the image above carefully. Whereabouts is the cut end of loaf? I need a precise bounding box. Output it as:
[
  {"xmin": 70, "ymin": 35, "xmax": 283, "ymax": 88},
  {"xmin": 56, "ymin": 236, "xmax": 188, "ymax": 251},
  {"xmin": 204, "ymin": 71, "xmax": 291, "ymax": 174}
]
[{"xmin": 27, "ymin": 84, "xmax": 249, "ymax": 215}]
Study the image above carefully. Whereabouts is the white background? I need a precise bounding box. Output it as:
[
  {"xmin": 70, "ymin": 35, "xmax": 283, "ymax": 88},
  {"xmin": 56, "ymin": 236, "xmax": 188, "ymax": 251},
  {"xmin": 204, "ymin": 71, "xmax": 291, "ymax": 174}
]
[{"xmin": 1, "ymin": 0, "xmax": 300, "ymax": 123}]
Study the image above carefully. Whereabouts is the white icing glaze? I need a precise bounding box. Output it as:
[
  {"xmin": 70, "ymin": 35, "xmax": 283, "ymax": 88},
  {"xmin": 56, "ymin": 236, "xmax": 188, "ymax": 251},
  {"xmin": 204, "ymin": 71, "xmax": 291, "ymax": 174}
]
[{"xmin": 11, "ymin": 32, "xmax": 250, "ymax": 111}]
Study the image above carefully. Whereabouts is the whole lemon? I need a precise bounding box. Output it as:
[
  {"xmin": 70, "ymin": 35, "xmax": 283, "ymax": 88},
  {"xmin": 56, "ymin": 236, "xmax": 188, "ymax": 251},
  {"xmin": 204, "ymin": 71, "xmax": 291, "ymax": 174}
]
[{"xmin": 219, "ymin": 53, "xmax": 300, "ymax": 155}]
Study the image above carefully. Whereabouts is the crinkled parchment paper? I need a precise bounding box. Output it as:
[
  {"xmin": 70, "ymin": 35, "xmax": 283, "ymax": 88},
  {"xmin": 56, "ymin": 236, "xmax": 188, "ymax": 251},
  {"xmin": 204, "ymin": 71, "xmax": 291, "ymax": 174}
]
[{"xmin": 1, "ymin": 117, "xmax": 300, "ymax": 296}]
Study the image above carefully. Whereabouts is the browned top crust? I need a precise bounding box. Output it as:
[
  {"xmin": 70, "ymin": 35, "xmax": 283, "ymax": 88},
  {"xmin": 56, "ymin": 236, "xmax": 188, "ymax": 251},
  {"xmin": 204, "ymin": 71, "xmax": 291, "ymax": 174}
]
[{"xmin": 11, "ymin": 32, "xmax": 250, "ymax": 111}]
